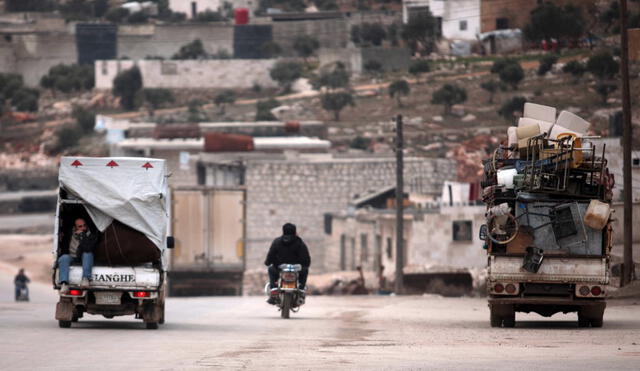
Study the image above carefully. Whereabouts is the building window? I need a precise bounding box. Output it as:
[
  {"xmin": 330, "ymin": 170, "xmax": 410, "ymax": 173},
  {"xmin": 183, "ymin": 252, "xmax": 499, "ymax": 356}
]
[
  {"xmin": 453, "ymin": 220, "xmax": 473, "ymax": 241},
  {"xmin": 459, "ymin": 20, "xmax": 467, "ymax": 31},
  {"xmin": 101, "ymin": 60, "xmax": 108, "ymax": 75},
  {"xmin": 386, "ymin": 237, "xmax": 393, "ymax": 259},
  {"xmin": 633, "ymin": 157, "xmax": 640, "ymax": 167},
  {"xmin": 496, "ymin": 18, "xmax": 509, "ymax": 30},
  {"xmin": 324, "ymin": 214, "xmax": 332, "ymax": 235},
  {"xmin": 360, "ymin": 233, "xmax": 369, "ymax": 263}
]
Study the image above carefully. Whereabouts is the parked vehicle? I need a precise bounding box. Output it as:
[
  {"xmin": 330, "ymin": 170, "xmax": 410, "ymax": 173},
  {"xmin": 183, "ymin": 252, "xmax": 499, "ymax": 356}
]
[
  {"xmin": 52, "ymin": 157, "xmax": 173, "ymax": 329},
  {"xmin": 481, "ymin": 104, "xmax": 613, "ymax": 328},
  {"xmin": 169, "ymin": 187, "xmax": 245, "ymax": 296},
  {"xmin": 15, "ymin": 286, "xmax": 29, "ymax": 302},
  {"xmin": 265, "ymin": 264, "xmax": 306, "ymax": 319}
]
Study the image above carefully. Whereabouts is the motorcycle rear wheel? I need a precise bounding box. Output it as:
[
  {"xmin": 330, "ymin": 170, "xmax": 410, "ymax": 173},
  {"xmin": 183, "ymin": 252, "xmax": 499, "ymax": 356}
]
[{"xmin": 281, "ymin": 293, "xmax": 292, "ymax": 319}]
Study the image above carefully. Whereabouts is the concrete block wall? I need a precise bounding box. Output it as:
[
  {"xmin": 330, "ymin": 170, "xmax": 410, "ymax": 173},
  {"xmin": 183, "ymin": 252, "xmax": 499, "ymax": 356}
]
[
  {"xmin": 10, "ymin": 33, "xmax": 77, "ymax": 87},
  {"xmin": 409, "ymin": 205, "xmax": 486, "ymax": 269},
  {"xmin": 272, "ymin": 19, "xmax": 348, "ymax": 57},
  {"xmin": 118, "ymin": 23, "xmax": 234, "ymax": 60},
  {"xmin": 95, "ymin": 59, "xmax": 277, "ymax": 89},
  {"xmin": 242, "ymin": 157, "xmax": 456, "ymax": 274}
]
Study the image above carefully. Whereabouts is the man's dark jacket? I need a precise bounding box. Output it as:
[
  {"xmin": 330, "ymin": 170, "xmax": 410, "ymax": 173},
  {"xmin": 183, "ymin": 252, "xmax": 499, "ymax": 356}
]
[
  {"xmin": 264, "ymin": 235, "xmax": 311, "ymax": 268},
  {"xmin": 59, "ymin": 231, "xmax": 99, "ymax": 257}
]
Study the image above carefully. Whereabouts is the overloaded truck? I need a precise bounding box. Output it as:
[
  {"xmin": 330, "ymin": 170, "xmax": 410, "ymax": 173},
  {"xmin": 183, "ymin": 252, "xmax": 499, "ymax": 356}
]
[
  {"xmin": 481, "ymin": 104, "xmax": 614, "ymax": 328},
  {"xmin": 52, "ymin": 157, "xmax": 173, "ymax": 329}
]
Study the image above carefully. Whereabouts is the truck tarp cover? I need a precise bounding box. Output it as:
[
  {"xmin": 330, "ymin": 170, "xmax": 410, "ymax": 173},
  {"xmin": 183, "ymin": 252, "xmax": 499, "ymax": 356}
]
[{"xmin": 59, "ymin": 157, "xmax": 168, "ymax": 250}]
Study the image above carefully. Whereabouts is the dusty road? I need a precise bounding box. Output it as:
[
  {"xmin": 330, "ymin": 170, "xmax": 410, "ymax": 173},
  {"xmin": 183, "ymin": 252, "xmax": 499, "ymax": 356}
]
[{"xmin": 1, "ymin": 274, "xmax": 639, "ymax": 371}]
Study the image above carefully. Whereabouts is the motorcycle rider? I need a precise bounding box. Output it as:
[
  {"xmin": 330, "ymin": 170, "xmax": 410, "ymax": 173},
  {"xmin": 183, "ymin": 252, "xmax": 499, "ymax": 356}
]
[
  {"xmin": 14, "ymin": 268, "xmax": 30, "ymax": 301},
  {"xmin": 265, "ymin": 223, "xmax": 310, "ymax": 304}
]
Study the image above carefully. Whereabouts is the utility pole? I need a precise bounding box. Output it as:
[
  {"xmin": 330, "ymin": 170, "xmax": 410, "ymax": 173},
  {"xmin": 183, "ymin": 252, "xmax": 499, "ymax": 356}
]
[
  {"xmin": 395, "ymin": 114, "xmax": 404, "ymax": 294},
  {"xmin": 620, "ymin": 0, "xmax": 634, "ymax": 286}
]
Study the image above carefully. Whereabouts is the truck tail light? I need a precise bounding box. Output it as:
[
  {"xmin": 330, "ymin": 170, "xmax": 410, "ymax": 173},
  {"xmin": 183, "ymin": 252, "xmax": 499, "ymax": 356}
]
[
  {"xmin": 494, "ymin": 283, "xmax": 504, "ymax": 293},
  {"xmin": 505, "ymin": 283, "xmax": 517, "ymax": 294},
  {"xmin": 133, "ymin": 291, "xmax": 150, "ymax": 298},
  {"xmin": 69, "ymin": 289, "xmax": 83, "ymax": 296},
  {"xmin": 579, "ymin": 286, "xmax": 590, "ymax": 296},
  {"xmin": 590, "ymin": 286, "xmax": 602, "ymax": 296}
]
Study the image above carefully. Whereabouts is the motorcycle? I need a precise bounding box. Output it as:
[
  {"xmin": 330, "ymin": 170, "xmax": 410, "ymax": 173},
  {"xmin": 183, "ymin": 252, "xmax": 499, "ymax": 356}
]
[
  {"xmin": 15, "ymin": 285, "xmax": 29, "ymax": 302},
  {"xmin": 265, "ymin": 264, "xmax": 305, "ymax": 319}
]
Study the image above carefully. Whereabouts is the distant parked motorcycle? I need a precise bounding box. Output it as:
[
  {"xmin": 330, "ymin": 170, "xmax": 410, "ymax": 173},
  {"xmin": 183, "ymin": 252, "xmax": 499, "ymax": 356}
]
[
  {"xmin": 15, "ymin": 285, "xmax": 29, "ymax": 302},
  {"xmin": 265, "ymin": 264, "xmax": 305, "ymax": 318}
]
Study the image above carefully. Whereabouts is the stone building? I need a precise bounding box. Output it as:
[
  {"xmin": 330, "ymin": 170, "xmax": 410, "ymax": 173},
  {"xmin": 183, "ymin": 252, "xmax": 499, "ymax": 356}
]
[
  {"xmin": 326, "ymin": 182, "xmax": 486, "ymax": 293},
  {"xmin": 197, "ymin": 153, "xmax": 457, "ymax": 280}
]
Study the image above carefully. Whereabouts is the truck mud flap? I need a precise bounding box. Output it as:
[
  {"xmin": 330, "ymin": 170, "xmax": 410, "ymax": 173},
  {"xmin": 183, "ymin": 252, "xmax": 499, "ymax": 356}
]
[{"xmin": 55, "ymin": 300, "xmax": 74, "ymax": 321}]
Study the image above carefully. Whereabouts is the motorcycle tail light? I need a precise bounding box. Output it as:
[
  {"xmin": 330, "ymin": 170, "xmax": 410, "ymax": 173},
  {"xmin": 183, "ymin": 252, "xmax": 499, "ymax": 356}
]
[
  {"xmin": 69, "ymin": 289, "xmax": 82, "ymax": 296},
  {"xmin": 494, "ymin": 283, "xmax": 504, "ymax": 293},
  {"xmin": 281, "ymin": 273, "xmax": 297, "ymax": 281},
  {"xmin": 591, "ymin": 286, "xmax": 602, "ymax": 296},
  {"xmin": 133, "ymin": 291, "xmax": 150, "ymax": 298}
]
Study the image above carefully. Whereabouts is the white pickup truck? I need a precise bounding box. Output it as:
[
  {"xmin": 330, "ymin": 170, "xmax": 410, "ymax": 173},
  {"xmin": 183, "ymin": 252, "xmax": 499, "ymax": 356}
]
[{"xmin": 52, "ymin": 157, "xmax": 173, "ymax": 329}]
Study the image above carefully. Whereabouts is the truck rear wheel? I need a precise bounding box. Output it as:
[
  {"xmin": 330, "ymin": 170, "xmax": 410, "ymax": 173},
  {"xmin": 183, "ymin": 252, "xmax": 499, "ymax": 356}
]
[
  {"xmin": 146, "ymin": 322, "xmax": 159, "ymax": 329},
  {"xmin": 502, "ymin": 314, "xmax": 515, "ymax": 328},
  {"xmin": 590, "ymin": 316, "xmax": 603, "ymax": 328},
  {"xmin": 490, "ymin": 313, "xmax": 502, "ymax": 327},
  {"xmin": 578, "ymin": 313, "xmax": 590, "ymax": 328},
  {"xmin": 58, "ymin": 320, "xmax": 71, "ymax": 328}
]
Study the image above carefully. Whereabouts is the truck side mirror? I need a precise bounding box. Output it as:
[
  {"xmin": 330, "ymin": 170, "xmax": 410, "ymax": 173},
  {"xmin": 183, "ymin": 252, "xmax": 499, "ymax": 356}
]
[
  {"xmin": 167, "ymin": 236, "xmax": 175, "ymax": 249},
  {"xmin": 479, "ymin": 225, "xmax": 488, "ymax": 241}
]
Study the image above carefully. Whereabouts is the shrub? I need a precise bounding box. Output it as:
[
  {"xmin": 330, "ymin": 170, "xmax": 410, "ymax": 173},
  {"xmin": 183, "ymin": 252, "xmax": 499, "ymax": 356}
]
[
  {"xmin": 214, "ymin": 90, "xmax": 236, "ymax": 114},
  {"xmin": 105, "ymin": 7, "xmax": 129, "ymax": 23},
  {"xmin": 388, "ymin": 79, "xmax": 410, "ymax": 107},
  {"xmin": 172, "ymin": 39, "xmax": 208, "ymax": 60},
  {"xmin": 431, "ymin": 84, "xmax": 467, "ymax": 115},
  {"xmin": 143, "ymin": 88, "xmax": 175, "ymax": 110},
  {"xmin": 127, "ymin": 11, "xmax": 149, "ymax": 24},
  {"xmin": 499, "ymin": 63, "xmax": 525, "ymax": 90},
  {"xmin": 498, "ymin": 96, "xmax": 527, "ymax": 122},
  {"xmin": 321, "ymin": 91, "xmax": 354, "ymax": 121},
  {"xmin": 55, "ymin": 124, "xmax": 83, "ymax": 153},
  {"xmin": 480, "ymin": 80, "xmax": 500, "ymax": 104},
  {"xmin": 293, "ymin": 35, "xmax": 320, "ymax": 61},
  {"xmin": 587, "ymin": 52, "xmax": 619, "ymax": 80},
  {"xmin": 409, "ymin": 60, "xmax": 431, "ymax": 78},
  {"xmin": 537, "ymin": 54, "xmax": 558, "ymax": 76},
  {"xmin": 270, "ymin": 61, "xmax": 304, "ymax": 94},
  {"xmin": 364, "ymin": 60, "xmax": 384, "ymax": 75},
  {"xmin": 113, "ymin": 66, "xmax": 143, "ymax": 110},
  {"xmin": 11, "ymin": 88, "xmax": 39, "ymax": 112},
  {"xmin": 72, "ymin": 106, "xmax": 96, "ymax": 134},
  {"xmin": 40, "ymin": 64, "xmax": 94, "ymax": 93},
  {"xmin": 255, "ymin": 98, "xmax": 280, "ymax": 121},
  {"xmin": 562, "ymin": 60, "xmax": 586, "ymax": 83}
]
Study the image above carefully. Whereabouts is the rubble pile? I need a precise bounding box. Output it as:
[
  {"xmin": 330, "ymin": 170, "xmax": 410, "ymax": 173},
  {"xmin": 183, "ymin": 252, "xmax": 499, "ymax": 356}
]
[{"xmin": 481, "ymin": 103, "xmax": 614, "ymax": 264}]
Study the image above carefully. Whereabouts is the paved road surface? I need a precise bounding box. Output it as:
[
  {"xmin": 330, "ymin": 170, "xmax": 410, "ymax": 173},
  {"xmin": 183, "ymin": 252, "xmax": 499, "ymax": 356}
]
[{"xmin": 1, "ymin": 273, "xmax": 639, "ymax": 371}]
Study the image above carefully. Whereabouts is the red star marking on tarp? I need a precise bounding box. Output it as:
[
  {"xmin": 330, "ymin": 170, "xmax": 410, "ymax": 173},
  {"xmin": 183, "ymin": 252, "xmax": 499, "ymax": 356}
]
[
  {"xmin": 106, "ymin": 160, "xmax": 119, "ymax": 168},
  {"xmin": 142, "ymin": 162, "xmax": 153, "ymax": 170},
  {"xmin": 71, "ymin": 160, "xmax": 83, "ymax": 167}
]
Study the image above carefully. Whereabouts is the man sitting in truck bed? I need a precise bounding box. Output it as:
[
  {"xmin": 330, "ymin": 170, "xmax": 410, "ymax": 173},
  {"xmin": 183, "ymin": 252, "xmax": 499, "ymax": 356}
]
[{"xmin": 58, "ymin": 218, "xmax": 98, "ymax": 294}]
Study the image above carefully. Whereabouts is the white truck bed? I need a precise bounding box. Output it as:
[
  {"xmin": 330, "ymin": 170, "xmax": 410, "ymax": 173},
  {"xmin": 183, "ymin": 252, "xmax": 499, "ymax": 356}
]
[
  {"xmin": 55, "ymin": 266, "xmax": 161, "ymax": 290},
  {"xmin": 488, "ymin": 255, "xmax": 608, "ymax": 284}
]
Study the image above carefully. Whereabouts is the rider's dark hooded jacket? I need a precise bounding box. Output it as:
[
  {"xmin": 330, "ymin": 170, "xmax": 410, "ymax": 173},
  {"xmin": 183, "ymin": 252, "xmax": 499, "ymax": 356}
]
[{"xmin": 264, "ymin": 234, "xmax": 311, "ymax": 268}]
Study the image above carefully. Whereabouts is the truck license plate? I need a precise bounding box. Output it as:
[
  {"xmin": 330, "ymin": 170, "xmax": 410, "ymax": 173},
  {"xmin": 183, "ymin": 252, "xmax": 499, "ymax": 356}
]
[{"xmin": 95, "ymin": 292, "xmax": 121, "ymax": 305}]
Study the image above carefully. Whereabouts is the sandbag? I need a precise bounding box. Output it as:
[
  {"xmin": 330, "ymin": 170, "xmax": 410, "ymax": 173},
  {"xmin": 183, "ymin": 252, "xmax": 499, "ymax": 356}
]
[{"xmin": 93, "ymin": 220, "xmax": 161, "ymax": 266}]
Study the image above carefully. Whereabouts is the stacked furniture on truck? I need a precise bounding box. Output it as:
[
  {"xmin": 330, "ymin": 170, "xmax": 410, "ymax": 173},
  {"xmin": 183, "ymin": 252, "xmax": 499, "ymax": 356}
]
[{"xmin": 481, "ymin": 103, "xmax": 614, "ymax": 328}]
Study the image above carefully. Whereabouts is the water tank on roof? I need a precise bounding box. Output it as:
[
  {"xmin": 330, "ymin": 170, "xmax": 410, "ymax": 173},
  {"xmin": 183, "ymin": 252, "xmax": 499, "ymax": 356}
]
[{"xmin": 235, "ymin": 8, "xmax": 249, "ymax": 25}]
